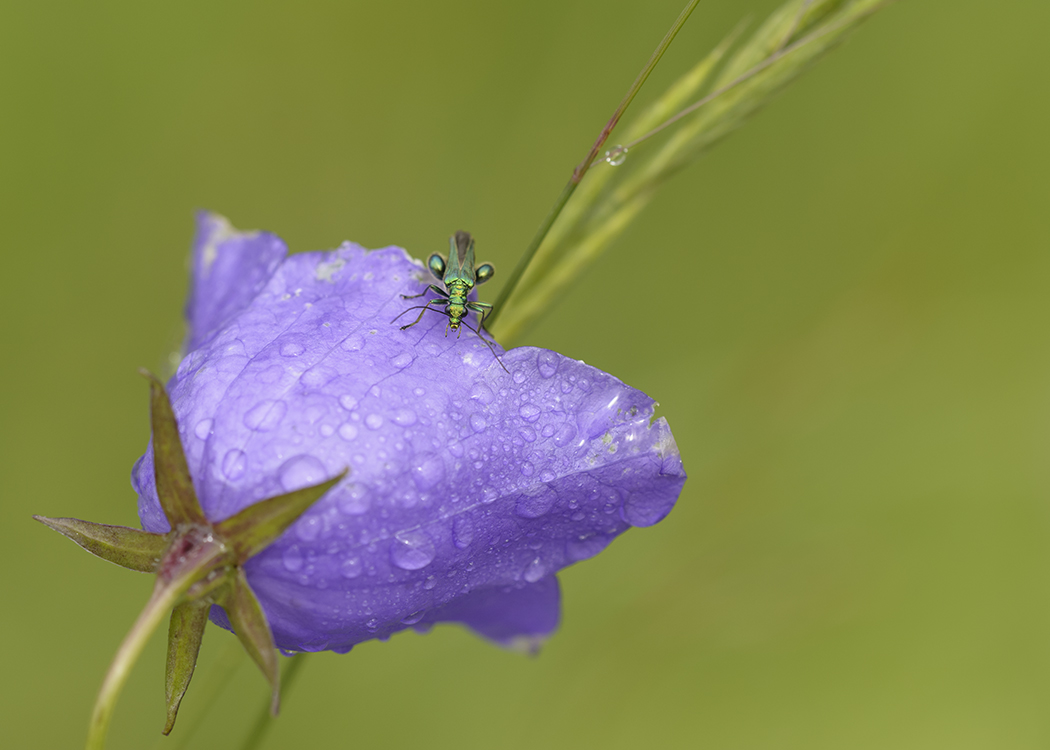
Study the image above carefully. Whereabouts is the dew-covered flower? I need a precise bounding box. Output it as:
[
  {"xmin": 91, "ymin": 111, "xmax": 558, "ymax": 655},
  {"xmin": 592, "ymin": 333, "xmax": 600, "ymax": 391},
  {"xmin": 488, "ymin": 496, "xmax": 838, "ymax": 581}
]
[{"xmin": 131, "ymin": 212, "xmax": 685, "ymax": 654}]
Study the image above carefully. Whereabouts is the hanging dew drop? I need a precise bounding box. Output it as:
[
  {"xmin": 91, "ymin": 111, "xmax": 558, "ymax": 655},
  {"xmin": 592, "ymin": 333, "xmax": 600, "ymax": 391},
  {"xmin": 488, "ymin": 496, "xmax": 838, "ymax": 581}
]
[{"xmin": 604, "ymin": 145, "xmax": 628, "ymax": 166}]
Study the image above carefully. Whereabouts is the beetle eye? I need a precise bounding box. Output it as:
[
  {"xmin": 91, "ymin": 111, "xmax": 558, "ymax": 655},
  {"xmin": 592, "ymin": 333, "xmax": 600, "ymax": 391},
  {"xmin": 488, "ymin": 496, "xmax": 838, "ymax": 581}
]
[
  {"xmin": 475, "ymin": 263, "xmax": 495, "ymax": 284},
  {"xmin": 427, "ymin": 253, "xmax": 446, "ymax": 279}
]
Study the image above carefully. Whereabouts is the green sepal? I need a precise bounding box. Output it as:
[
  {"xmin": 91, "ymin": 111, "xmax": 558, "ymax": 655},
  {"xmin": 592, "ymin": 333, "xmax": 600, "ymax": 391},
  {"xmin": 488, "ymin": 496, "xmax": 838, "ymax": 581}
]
[
  {"xmin": 32, "ymin": 515, "xmax": 168, "ymax": 572},
  {"xmin": 40, "ymin": 375, "xmax": 349, "ymax": 744},
  {"xmin": 164, "ymin": 601, "xmax": 210, "ymax": 735},
  {"xmin": 219, "ymin": 568, "xmax": 281, "ymax": 715},
  {"xmin": 141, "ymin": 369, "xmax": 207, "ymax": 527},
  {"xmin": 215, "ymin": 469, "xmax": 348, "ymax": 562}
]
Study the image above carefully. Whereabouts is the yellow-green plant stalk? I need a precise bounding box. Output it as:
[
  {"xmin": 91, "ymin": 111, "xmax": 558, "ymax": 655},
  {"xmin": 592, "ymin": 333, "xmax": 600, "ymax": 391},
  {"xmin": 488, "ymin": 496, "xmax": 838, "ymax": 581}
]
[{"xmin": 489, "ymin": 0, "xmax": 895, "ymax": 345}]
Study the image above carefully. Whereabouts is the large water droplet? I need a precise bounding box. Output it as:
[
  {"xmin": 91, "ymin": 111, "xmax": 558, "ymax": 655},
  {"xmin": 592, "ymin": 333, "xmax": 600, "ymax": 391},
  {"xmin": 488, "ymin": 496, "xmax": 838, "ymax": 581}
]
[
  {"xmin": 400, "ymin": 610, "xmax": 426, "ymax": 625},
  {"xmin": 339, "ymin": 394, "xmax": 358, "ymax": 411},
  {"xmin": 340, "ymin": 556, "xmax": 363, "ymax": 579},
  {"xmin": 413, "ymin": 454, "xmax": 445, "ymax": 490},
  {"xmin": 452, "ymin": 516, "xmax": 474, "ymax": 549},
  {"xmin": 341, "ymin": 334, "xmax": 364, "ymax": 352},
  {"xmin": 243, "ymin": 399, "xmax": 287, "ymax": 431},
  {"xmin": 301, "ymin": 364, "xmax": 337, "ymax": 387},
  {"xmin": 221, "ymin": 449, "xmax": 246, "ymax": 480},
  {"xmin": 576, "ymin": 388, "xmax": 624, "ymax": 439},
  {"xmin": 393, "ymin": 408, "xmax": 417, "ymax": 426},
  {"xmin": 522, "ymin": 557, "xmax": 546, "ymax": 583},
  {"xmin": 296, "ymin": 514, "xmax": 322, "ymax": 542},
  {"xmin": 553, "ymin": 422, "xmax": 577, "ymax": 447},
  {"xmin": 515, "ymin": 485, "xmax": 557, "ymax": 518},
  {"xmin": 567, "ymin": 533, "xmax": 613, "ymax": 562},
  {"xmin": 536, "ymin": 350, "xmax": 559, "ymax": 378},
  {"xmin": 365, "ymin": 414, "xmax": 384, "ymax": 430},
  {"xmin": 391, "ymin": 530, "xmax": 436, "ymax": 570},
  {"xmin": 282, "ymin": 545, "xmax": 304, "ymax": 572},
  {"xmin": 338, "ymin": 423, "xmax": 358, "ymax": 441},
  {"xmin": 194, "ymin": 418, "xmax": 213, "ymax": 440},
  {"xmin": 512, "ymin": 370, "xmax": 526, "ymax": 384},
  {"xmin": 470, "ymin": 383, "xmax": 494, "ymax": 404},
  {"xmin": 279, "ymin": 454, "xmax": 327, "ymax": 491},
  {"xmin": 337, "ymin": 483, "xmax": 371, "ymax": 515},
  {"xmin": 469, "ymin": 414, "xmax": 487, "ymax": 433},
  {"xmin": 604, "ymin": 145, "xmax": 628, "ymax": 166},
  {"xmin": 519, "ymin": 404, "xmax": 541, "ymax": 423}
]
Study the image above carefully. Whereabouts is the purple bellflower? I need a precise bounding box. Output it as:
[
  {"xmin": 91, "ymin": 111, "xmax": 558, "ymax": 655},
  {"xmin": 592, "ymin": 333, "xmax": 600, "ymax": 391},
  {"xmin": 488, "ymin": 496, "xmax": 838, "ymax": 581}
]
[{"xmin": 129, "ymin": 212, "xmax": 686, "ymax": 655}]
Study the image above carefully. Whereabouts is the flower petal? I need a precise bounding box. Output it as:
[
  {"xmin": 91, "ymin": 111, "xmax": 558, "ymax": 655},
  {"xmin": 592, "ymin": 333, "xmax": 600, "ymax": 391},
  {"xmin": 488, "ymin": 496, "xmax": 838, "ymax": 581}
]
[
  {"xmin": 419, "ymin": 575, "xmax": 561, "ymax": 650},
  {"xmin": 185, "ymin": 211, "xmax": 287, "ymax": 352}
]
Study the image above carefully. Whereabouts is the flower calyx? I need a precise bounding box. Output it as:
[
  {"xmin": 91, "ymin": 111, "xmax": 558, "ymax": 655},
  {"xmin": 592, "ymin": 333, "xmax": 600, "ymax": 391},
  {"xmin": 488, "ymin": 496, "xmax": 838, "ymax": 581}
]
[{"xmin": 35, "ymin": 371, "xmax": 346, "ymax": 742}]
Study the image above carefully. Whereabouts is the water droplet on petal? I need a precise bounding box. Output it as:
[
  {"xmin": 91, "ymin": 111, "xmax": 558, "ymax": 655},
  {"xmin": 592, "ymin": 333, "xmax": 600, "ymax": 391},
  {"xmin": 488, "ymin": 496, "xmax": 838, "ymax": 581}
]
[
  {"xmin": 391, "ymin": 530, "xmax": 436, "ymax": 570},
  {"xmin": 280, "ymin": 341, "xmax": 305, "ymax": 357},
  {"xmin": 400, "ymin": 610, "xmax": 426, "ymax": 625},
  {"xmin": 536, "ymin": 351, "xmax": 559, "ymax": 378},
  {"xmin": 279, "ymin": 454, "xmax": 327, "ymax": 491},
  {"xmin": 469, "ymin": 414, "xmax": 487, "ymax": 433},
  {"xmin": 282, "ymin": 546, "xmax": 304, "ymax": 572},
  {"xmin": 243, "ymin": 399, "xmax": 287, "ymax": 431},
  {"xmin": 567, "ymin": 533, "xmax": 613, "ymax": 562},
  {"xmin": 339, "ymin": 394, "xmax": 358, "ymax": 411},
  {"xmin": 423, "ymin": 575, "xmax": 437, "ymax": 590},
  {"xmin": 470, "ymin": 384, "xmax": 494, "ymax": 404},
  {"xmin": 221, "ymin": 449, "xmax": 247, "ymax": 480},
  {"xmin": 553, "ymin": 422, "xmax": 577, "ymax": 447},
  {"xmin": 341, "ymin": 334, "xmax": 364, "ymax": 352},
  {"xmin": 320, "ymin": 424, "xmax": 335, "ymax": 437},
  {"xmin": 296, "ymin": 514, "xmax": 322, "ymax": 542},
  {"xmin": 393, "ymin": 408, "xmax": 417, "ymax": 426},
  {"xmin": 523, "ymin": 557, "xmax": 546, "ymax": 583},
  {"xmin": 512, "ymin": 370, "xmax": 526, "ymax": 384},
  {"xmin": 391, "ymin": 352, "xmax": 413, "ymax": 368},
  {"xmin": 452, "ymin": 516, "xmax": 474, "ymax": 548},
  {"xmin": 515, "ymin": 485, "xmax": 557, "ymax": 518},
  {"xmin": 340, "ymin": 556, "xmax": 363, "ymax": 579},
  {"xmin": 338, "ymin": 423, "xmax": 358, "ymax": 441},
  {"xmin": 194, "ymin": 418, "xmax": 213, "ymax": 440},
  {"xmin": 519, "ymin": 404, "xmax": 541, "ymax": 423},
  {"xmin": 301, "ymin": 364, "xmax": 337, "ymax": 387},
  {"xmin": 413, "ymin": 454, "xmax": 445, "ymax": 490},
  {"xmin": 337, "ymin": 483, "xmax": 370, "ymax": 515},
  {"xmin": 365, "ymin": 414, "xmax": 384, "ymax": 430}
]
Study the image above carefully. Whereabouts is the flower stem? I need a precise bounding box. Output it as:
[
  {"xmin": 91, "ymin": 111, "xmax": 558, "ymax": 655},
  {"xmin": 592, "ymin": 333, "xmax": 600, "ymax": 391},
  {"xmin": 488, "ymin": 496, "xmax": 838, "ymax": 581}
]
[
  {"xmin": 86, "ymin": 581, "xmax": 185, "ymax": 750},
  {"xmin": 485, "ymin": 0, "xmax": 701, "ymax": 329}
]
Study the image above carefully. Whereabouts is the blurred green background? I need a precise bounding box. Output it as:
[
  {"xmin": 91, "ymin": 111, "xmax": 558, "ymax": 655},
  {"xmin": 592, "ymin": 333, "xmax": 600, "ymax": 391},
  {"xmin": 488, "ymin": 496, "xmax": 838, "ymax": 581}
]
[{"xmin": 2, "ymin": 0, "xmax": 1048, "ymax": 747}]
